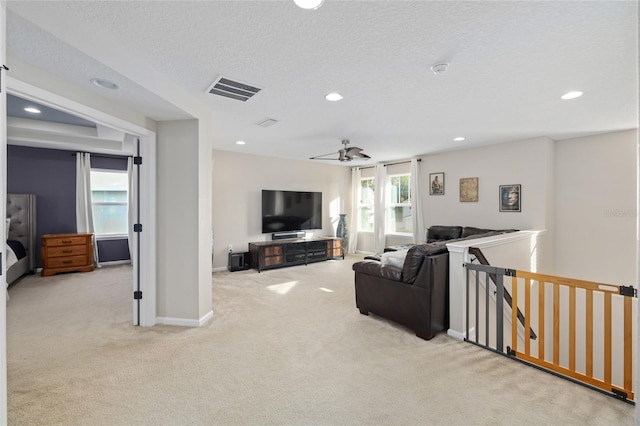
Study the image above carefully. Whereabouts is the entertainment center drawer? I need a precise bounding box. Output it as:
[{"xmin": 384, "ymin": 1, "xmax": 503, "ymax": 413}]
[{"xmin": 264, "ymin": 246, "xmax": 283, "ymax": 256}]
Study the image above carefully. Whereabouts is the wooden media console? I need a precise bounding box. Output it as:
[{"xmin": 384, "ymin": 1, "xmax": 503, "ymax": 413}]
[{"xmin": 248, "ymin": 237, "xmax": 343, "ymax": 272}]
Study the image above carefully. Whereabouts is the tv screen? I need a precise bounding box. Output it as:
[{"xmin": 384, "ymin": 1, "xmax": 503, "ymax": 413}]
[{"xmin": 262, "ymin": 190, "xmax": 322, "ymax": 234}]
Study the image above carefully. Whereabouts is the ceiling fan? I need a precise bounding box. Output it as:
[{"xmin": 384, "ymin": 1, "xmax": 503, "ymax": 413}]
[{"xmin": 310, "ymin": 139, "xmax": 371, "ymax": 162}]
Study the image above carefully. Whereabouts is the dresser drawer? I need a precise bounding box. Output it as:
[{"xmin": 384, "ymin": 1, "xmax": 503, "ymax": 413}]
[
  {"xmin": 43, "ymin": 235, "xmax": 89, "ymax": 247},
  {"xmin": 46, "ymin": 255, "xmax": 90, "ymax": 269},
  {"xmin": 46, "ymin": 245, "xmax": 87, "ymax": 258}
]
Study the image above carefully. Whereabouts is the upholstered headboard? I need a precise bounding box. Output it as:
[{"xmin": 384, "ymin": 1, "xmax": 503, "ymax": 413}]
[{"xmin": 7, "ymin": 194, "xmax": 37, "ymax": 273}]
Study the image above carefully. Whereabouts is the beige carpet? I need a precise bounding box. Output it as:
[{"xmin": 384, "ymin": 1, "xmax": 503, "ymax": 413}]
[{"xmin": 6, "ymin": 256, "xmax": 636, "ymax": 425}]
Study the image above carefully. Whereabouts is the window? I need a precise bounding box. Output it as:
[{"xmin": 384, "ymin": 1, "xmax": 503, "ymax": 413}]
[
  {"xmin": 90, "ymin": 169, "xmax": 128, "ymax": 237},
  {"xmin": 387, "ymin": 173, "xmax": 412, "ymax": 234},
  {"xmin": 358, "ymin": 177, "xmax": 375, "ymax": 232}
]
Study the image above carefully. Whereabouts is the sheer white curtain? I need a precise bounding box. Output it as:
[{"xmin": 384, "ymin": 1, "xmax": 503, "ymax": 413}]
[
  {"xmin": 374, "ymin": 164, "xmax": 387, "ymax": 254},
  {"xmin": 127, "ymin": 157, "xmax": 137, "ymax": 264},
  {"xmin": 348, "ymin": 167, "xmax": 361, "ymax": 254},
  {"xmin": 76, "ymin": 153, "xmax": 99, "ymax": 266},
  {"xmin": 411, "ymin": 158, "xmax": 425, "ymax": 244}
]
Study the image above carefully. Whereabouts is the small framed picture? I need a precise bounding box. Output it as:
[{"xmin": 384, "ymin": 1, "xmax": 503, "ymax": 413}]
[
  {"xmin": 499, "ymin": 184, "xmax": 521, "ymax": 212},
  {"xmin": 460, "ymin": 177, "xmax": 478, "ymax": 202},
  {"xmin": 430, "ymin": 172, "xmax": 445, "ymax": 195}
]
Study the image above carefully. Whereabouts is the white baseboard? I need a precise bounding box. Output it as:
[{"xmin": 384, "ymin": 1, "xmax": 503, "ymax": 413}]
[
  {"xmin": 447, "ymin": 328, "xmax": 473, "ymax": 341},
  {"xmin": 98, "ymin": 260, "xmax": 132, "ymax": 267},
  {"xmin": 199, "ymin": 310, "xmax": 214, "ymax": 325},
  {"xmin": 156, "ymin": 310, "xmax": 214, "ymax": 327},
  {"xmin": 212, "ymin": 266, "xmax": 227, "ymax": 272}
]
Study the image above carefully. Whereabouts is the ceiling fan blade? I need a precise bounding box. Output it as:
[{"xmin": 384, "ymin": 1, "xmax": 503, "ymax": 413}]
[
  {"xmin": 309, "ymin": 151, "xmax": 339, "ymax": 160},
  {"xmin": 351, "ymin": 152, "xmax": 371, "ymax": 159}
]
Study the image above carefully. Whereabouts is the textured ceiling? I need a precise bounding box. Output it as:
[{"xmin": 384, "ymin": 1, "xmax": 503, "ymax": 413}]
[{"xmin": 5, "ymin": 0, "xmax": 638, "ymax": 164}]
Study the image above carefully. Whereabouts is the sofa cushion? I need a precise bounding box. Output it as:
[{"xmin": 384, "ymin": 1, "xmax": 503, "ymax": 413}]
[
  {"xmin": 427, "ymin": 226, "xmax": 463, "ymax": 243},
  {"xmin": 352, "ymin": 260, "xmax": 402, "ymax": 281},
  {"xmin": 380, "ymin": 249, "xmax": 409, "ymax": 269},
  {"xmin": 461, "ymin": 226, "xmax": 495, "ymax": 238},
  {"xmin": 401, "ymin": 243, "xmax": 448, "ymax": 284}
]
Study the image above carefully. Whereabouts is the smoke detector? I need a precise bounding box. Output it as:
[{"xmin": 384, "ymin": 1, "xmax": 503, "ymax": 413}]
[{"xmin": 430, "ymin": 62, "xmax": 449, "ymax": 75}]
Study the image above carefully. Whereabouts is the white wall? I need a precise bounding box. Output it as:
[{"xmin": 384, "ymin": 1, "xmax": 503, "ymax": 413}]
[
  {"xmin": 356, "ymin": 137, "xmax": 556, "ymax": 256},
  {"xmin": 156, "ymin": 119, "xmax": 212, "ymax": 323},
  {"xmin": 211, "ymin": 150, "xmax": 351, "ymax": 270},
  {"xmin": 555, "ymin": 129, "xmax": 638, "ymax": 285},
  {"xmin": 422, "ymin": 137, "xmax": 555, "ymax": 231}
]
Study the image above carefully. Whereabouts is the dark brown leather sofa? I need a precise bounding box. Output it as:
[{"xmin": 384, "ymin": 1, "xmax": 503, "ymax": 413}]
[
  {"xmin": 353, "ymin": 242, "xmax": 449, "ymax": 340},
  {"xmin": 352, "ymin": 225, "xmax": 517, "ymax": 340}
]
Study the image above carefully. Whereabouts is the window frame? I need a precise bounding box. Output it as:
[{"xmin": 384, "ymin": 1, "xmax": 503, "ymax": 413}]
[
  {"xmin": 357, "ymin": 176, "xmax": 375, "ymax": 232},
  {"xmin": 90, "ymin": 168, "xmax": 129, "ymax": 240},
  {"xmin": 386, "ymin": 172, "xmax": 412, "ymax": 236}
]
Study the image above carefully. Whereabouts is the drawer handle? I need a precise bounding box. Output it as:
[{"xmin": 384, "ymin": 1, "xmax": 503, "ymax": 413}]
[
  {"xmin": 62, "ymin": 250, "xmax": 72, "ymax": 254},
  {"xmin": 61, "ymin": 240, "xmax": 73, "ymax": 244},
  {"xmin": 62, "ymin": 260, "xmax": 73, "ymax": 264}
]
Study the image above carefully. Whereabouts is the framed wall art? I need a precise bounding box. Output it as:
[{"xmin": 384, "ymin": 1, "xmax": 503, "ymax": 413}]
[
  {"xmin": 499, "ymin": 184, "xmax": 521, "ymax": 212},
  {"xmin": 459, "ymin": 177, "xmax": 478, "ymax": 202},
  {"xmin": 429, "ymin": 172, "xmax": 444, "ymax": 195}
]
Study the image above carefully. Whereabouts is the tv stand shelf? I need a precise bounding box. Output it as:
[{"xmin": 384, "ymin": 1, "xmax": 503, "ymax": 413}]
[{"xmin": 248, "ymin": 237, "xmax": 343, "ymax": 272}]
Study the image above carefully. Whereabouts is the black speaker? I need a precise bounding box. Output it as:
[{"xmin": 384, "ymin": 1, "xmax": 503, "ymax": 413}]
[{"xmin": 228, "ymin": 252, "xmax": 250, "ymax": 272}]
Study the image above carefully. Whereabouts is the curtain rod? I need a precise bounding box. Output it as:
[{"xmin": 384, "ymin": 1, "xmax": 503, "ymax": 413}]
[
  {"xmin": 355, "ymin": 158, "xmax": 421, "ymax": 170},
  {"xmin": 72, "ymin": 152, "xmax": 130, "ymax": 160},
  {"xmin": 384, "ymin": 158, "xmax": 421, "ymax": 167}
]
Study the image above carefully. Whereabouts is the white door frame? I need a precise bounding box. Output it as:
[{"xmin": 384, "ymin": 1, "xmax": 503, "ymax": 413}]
[{"xmin": 5, "ymin": 77, "xmax": 158, "ymax": 327}]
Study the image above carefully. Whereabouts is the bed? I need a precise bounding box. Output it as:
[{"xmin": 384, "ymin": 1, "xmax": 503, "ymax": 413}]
[{"xmin": 6, "ymin": 193, "xmax": 37, "ymax": 287}]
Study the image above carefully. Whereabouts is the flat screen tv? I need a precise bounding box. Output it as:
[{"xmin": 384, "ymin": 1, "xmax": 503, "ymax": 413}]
[{"xmin": 262, "ymin": 190, "xmax": 322, "ymax": 234}]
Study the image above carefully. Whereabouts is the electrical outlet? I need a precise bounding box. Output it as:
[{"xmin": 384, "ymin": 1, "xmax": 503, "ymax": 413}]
[{"xmin": 227, "ymin": 244, "xmax": 233, "ymax": 253}]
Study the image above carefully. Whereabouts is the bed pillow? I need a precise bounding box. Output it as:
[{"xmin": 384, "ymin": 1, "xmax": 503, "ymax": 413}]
[
  {"xmin": 7, "ymin": 240, "xmax": 26, "ymax": 260},
  {"xmin": 5, "ymin": 243, "xmax": 18, "ymax": 269}
]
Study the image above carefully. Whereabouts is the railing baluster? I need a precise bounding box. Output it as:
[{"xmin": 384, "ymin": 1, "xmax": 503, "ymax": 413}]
[
  {"xmin": 539, "ymin": 280, "xmax": 545, "ymax": 361},
  {"xmin": 465, "ymin": 265, "xmax": 469, "ymax": 341},
  {"xmin": 553, "ymin": 283, "xmax": 560, "ymax": 366},
  {"xmin": 512, "ymin": 276, "xmax": 518, "ymax": 353},
  {"xmin": 475, "ymin": 269, "xmax": 479, "ymax": 345},
  {"xmin": 586, "ymin": 289, "xmax": 593, "ymax": 378},
  {"xmin": 486, "ymin": 271, "xmax": 490, "ymax": 347},
  {"xmin": 624, "ymin": 296, "xmax": 633, "ymax": 393},
  {"xmin": 569, "ymin": 286, "xmax": 576, "ymax": 371},
  {"xmin": 524, "ymin": 278, "xmax": 530, "ymax": 356},
  {"xmin": 496, "ymin": 273, "xmax": 504, "ymax": 352},
  {"xmin": 604, "ymin": 292, "xmax": 612, "ymax": 386}
]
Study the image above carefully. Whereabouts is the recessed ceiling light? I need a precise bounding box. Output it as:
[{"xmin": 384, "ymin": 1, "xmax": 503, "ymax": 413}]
[
  {"xmin": 24, "ymin": 107, "xmax": 41, "ymax": 114},
  {"xmin": 325, "ymin": 92, "xmax": 343, "ymax": 101},
  {"xmin": 235, "ymin": 140, "xmax": 246, "ymax": 145},
  {"xmin": 453, "ymin": 137, "xmax": 465, "ymax": 142},
  {"xmin": 561, "ymin": 91, "xmax": 583, "ymax": 100},
  {"xmin": 294, "ymin": 0, "xmax": 324, "ymax": 10},
  {"xmin": 90, "ymin": 78, "xmax": 119, "ymax": 90}
]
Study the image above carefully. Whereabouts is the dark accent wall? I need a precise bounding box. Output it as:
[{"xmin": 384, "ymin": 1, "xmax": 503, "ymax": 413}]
[{"xmin": 7, "ymin": 145, "xmax": 131, "ymax": 266}]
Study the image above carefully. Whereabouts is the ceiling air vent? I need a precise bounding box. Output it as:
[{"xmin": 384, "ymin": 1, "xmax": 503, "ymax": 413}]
[
  {"xmin": 207, "ymin": 76, "xmax": 261, "ymax": 102},
  {"xmin": 256, "ymin": 118, "xmax": 279, "ymax": 128}
]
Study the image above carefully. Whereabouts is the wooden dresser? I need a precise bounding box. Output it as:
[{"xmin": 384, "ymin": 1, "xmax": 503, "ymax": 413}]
[{"xmin": 41, "ymin": 233, "xmax": 95, "ymax": 277}]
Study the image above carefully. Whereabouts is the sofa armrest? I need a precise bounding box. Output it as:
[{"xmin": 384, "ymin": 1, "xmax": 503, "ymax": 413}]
[
  {"xmin": 412, "ymin": 252, "xmax": 449, "ymax": 290},
  {"xmin": 352, "ymin": 260, "xmax": 402, "ymax": 281}
]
